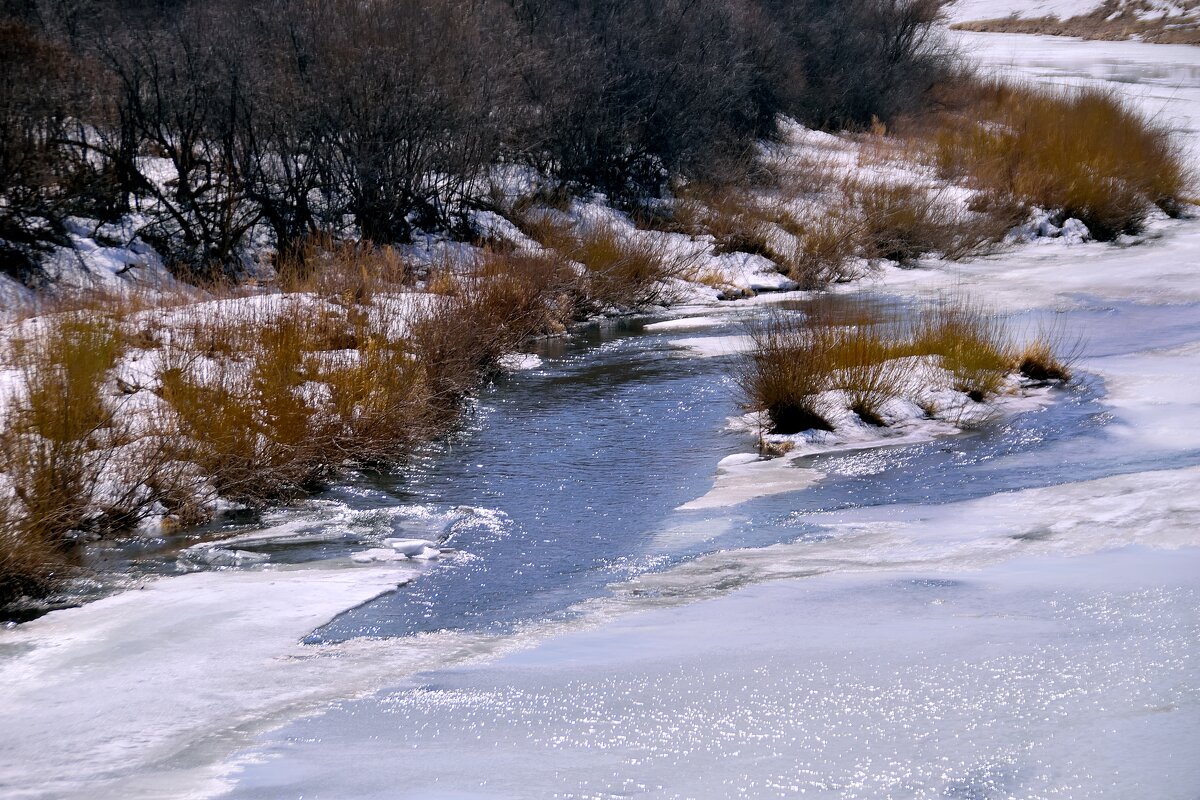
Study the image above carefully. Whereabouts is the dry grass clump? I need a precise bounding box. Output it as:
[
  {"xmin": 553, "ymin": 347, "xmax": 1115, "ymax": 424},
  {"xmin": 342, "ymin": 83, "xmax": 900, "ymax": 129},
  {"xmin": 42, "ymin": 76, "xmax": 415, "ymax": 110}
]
[
  {"xmin": 846, "ymin": 179, "xmax": 1009, "ymax": 264},
  {"xmin": 0, "ymin": 313, "xmax": 175, "ymax": 601},
  {"xmin": 742, "ymin": 313, "xmax": 837, "ymax": 435},
  {"xmin": 501, "ymin": 196, "xmax": 688, "ymax": 309},
  {"xmin": 672, "ymin": 185, "xmax": 862, "ymax": 289},
  {"xmin": 909, "ymin": 300, "xmax": 1014, "ymax": 401},
  {"xmin": 1, "ymin": 317, "xmax": 124, "ymax": 542},
  {"xmin": 505, "ymin": 206, "xmax": 578, "ymax": 252},
  {"xmin": 683, "ymin": 191, "xmax": 776, "ymax": 259},
  {"xmin": 157, "ymin": 318, "xmax": 332, "ymax": 504},
  {"xmin": 929, "ymin": 80, "xmax": 1188, "ymax": 240},
  {"xmin": 322, "ymin": 332, "xmax": 434, "ymax": 463},
  {"xmin": 1016, "ymin": 325, "xmax": 1078, "ymax": 383},
  {"xmin": 819, "ymin": 309, "xmax": 911, "ymax": 426},
  {"xmin": 156, "ymin": 299, "xmax": 443, "ymax": 502},
  {"xmin": 474, "ymin": 249, "xmax": 583, "ymax": 335},
  {"xmin": 0, "ymin": 498, "xmax": 65, "ymax": 606},
  {"xmin": 1018, "ymin": 339, "xmax": 1072, "ymax": 383},
  {"xmin": 276, "ymin": 235, "xmax": 416, "ymax": 303},
  {"xmin": 777, "ymin": 214, "xmax": 864, "ymax": 288},
  {"xmin": 568, "ymin": 225, "xmax": 687, "ymax": 308},
  {"xmin": 740, "ymin": 296, "xmax": 1047, "ymax": 436},
  {"xmin": 410, "ymin": 249, "xmax": 582, "ymax": 405}
]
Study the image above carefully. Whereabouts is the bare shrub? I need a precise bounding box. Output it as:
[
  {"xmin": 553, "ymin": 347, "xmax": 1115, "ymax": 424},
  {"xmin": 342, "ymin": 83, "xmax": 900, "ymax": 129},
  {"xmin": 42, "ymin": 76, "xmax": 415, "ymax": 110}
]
[{"xmin": 0, "ymin": 18, "xmax": 114, "ymax": 284}]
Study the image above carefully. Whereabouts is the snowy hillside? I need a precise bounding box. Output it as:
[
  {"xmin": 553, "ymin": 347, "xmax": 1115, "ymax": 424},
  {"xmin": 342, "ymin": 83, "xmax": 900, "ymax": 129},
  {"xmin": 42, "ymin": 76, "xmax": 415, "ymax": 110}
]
[{"xmin": 949, "ymin": 0, "xmax": 1199, "ymax": 22}]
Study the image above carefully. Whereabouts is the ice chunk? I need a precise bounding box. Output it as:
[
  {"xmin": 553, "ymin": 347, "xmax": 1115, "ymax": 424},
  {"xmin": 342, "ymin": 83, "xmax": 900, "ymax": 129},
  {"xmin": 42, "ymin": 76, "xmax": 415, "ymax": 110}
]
[
  {"xmin": 185, "ymin": 548, "xmax": 269, "ymax": 567},
  {"xmin": 1060, "ymin": 217, "xmax": 1090, "ymax": 243},
  {"xmin": 351, "ymin": 548, "xmax": 409, "ymax": 564},
  {"xmin": 385, "ymin": 538, "xmax": 440, "ymax": 556}
]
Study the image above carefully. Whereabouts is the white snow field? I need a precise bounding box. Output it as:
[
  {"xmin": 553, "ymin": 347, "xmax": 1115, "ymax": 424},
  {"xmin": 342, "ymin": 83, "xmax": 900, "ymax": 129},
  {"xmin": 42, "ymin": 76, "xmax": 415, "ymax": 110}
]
[
  {"xmin": 948, "ymin": 0, "xmax": 1200, "ymax": 23},
  {"xmin": 1, "ymin": 27, "xmax": 1200, "ymax": 800}
]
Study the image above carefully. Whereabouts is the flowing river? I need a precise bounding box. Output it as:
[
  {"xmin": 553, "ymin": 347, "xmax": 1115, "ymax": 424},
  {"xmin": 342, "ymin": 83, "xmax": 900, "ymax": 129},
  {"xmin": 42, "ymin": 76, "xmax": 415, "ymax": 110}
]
[{"xmin": 2, "ymin": 30, "xmax": 1200, "ymax": 800}]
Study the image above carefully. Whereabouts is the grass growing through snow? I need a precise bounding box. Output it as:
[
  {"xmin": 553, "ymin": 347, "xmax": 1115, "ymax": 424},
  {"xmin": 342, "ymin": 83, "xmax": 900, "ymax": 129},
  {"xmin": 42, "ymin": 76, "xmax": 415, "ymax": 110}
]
[
  {"xmin": 742, "ymin": 313, "xmax": 837, "ymax": 435},
  {"xmin": 740, "ymin": 296, "xmax": 1060, "ymax": 436},
  {"xmin": 929, "ymin": 80, "xmax": 1189, "ymax": 240},
  {"xmin": 0, "ymin": 241, "xmax": 606, "ymax": 604},
  {"xmin": 908, "ymin": 299, "xmax": 1015, "ymax": 401},
  {"xmin": 1, "ymin": 316, "xmax": 124, "ymax": 544},
  {"xmin": 0, "ymin": 313, "xmax": 174, "ymax": 604}
]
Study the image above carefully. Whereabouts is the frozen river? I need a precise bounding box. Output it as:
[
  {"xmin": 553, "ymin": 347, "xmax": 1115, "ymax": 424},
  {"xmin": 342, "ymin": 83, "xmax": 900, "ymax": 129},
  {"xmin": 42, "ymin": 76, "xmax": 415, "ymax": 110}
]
[{"xmin": 2, "ymin": 30, "xmax": 1199, "ymax": 800}]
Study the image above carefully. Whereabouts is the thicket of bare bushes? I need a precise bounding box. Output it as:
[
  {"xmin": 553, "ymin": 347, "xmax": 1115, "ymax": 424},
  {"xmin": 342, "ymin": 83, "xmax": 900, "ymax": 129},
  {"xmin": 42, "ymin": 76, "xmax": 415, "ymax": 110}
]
[{"xmin": 0, "ymin": 0, "xmax": 953, "ymax": 283}]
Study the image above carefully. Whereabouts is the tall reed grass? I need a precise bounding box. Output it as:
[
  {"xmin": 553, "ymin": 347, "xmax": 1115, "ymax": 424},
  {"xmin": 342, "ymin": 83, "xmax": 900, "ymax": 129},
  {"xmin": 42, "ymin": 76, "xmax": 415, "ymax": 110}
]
[
  {"xmin": 930, "ymin": 80, "xmax": 1188, "ymax": 240},
  {"xmin": 740, "ymin": 296, "xmax": 1048, "ymax": 435}
]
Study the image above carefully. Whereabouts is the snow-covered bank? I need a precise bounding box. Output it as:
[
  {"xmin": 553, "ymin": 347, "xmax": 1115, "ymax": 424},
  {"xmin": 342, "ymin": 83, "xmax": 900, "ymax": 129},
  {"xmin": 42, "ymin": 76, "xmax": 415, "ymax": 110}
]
[
  {"xmin": 948, "ymin": 0, "xmax": 1197, "ymax": 24},
  {"xmin": 0, "ymin": 564, "xmax": 415, "ymax": 800},
  {"xmin": 950, "ymin": 29, "xmax": 1200, "ymax": 141}
]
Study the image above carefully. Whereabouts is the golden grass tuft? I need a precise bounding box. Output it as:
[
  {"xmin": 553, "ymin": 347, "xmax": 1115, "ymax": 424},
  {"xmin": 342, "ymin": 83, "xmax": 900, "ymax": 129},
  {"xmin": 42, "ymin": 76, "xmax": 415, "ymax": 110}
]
[
  {"xmin": 909, "ymin": 300, "xmax": 1014, "ymax": 401},
  {"xmin": 568, "ymin": 225, "xmax": 686, "ymax": 309},
  {"xmin": 929, "ymin": 80, "xmax": 1188, "ymax": 240},
  {"xmin": 740, "ymin": 296, "xmax": 1037, "ymax": 438},
  {"xmin": 276, "ymin": 234, "xmax": 416, "ymax": 303},
  {"xmin": 821, "ymin": 309, "xmax": 910, "ymax": 426},
  {"xmin": 742, "ymin": 313, "xmax": 836, "ymax": 435},
  {"xmin": 1, "ymin": 316, "xmax": 125, "ymax": 543},
  {"xmin": 1016, "ymin": 325, "xmax": 1077, "ymax": 383}
]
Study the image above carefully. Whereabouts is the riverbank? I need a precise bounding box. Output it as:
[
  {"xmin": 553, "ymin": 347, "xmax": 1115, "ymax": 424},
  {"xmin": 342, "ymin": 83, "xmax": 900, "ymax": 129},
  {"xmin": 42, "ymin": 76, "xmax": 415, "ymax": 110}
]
[
  {"xmin": 12, "ymin": 71, "xmax": 1182, "ymax": 612},
  {"xmin": 950, "ymin": 0, "xmax": 1200, "ymax": 45},
  {"xmin": 2, "ymin": 23, "xmax": 1200, "ymax": 799}
]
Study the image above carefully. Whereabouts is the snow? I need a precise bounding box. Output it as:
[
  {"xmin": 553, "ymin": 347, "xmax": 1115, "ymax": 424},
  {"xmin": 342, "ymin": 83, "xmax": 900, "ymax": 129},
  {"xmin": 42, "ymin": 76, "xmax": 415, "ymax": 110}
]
[
  {"xmin": 945, "ymin": 0, "xmax": 1200, "ymax": 23},
  {"xmin": 221, "ymin": 521, "xmax": 1200, "ymax": 799},
  {"xmin": 677, "ymin": 452, "xmax": 823, "ymax": 510},
  {"xmin": 0, "ymin": 565, "xmax": 415, "ymax": 800},
  {"xmin": 1088, "ymin": 339, "xmax": 1200, "ymax": 452},
  {"xmin": 669, "ymin": 464, "xmax": 1200, "ymax": 584},
  {"xmin": 642, "ymin": 315, "xmax": 728, "ymax": 332},
  {"xmin": 667, "ymin": 333, "xmax": 756, "ymax": 357},
  {"xmin": 496, "ymin": 352, "xmax": 543, "ymax": 371},
  {"xmin": 947, "ymin": 0, "xmax": 1106, "ymax": 22},
  {"xmin": 864, "ymin": 214, "xmax": 1200, "ymax": 310}
]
